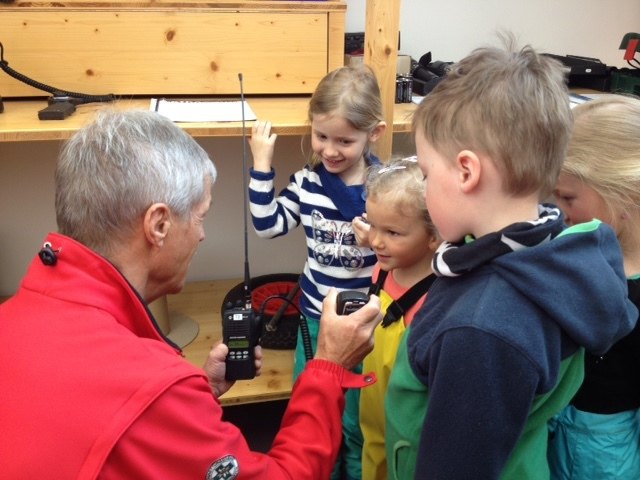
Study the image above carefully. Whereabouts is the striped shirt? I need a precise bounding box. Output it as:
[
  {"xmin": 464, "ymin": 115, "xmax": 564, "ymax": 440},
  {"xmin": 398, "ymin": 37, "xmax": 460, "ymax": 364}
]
[{"xmin": 249, "ymin": 160, "xmax": 379, "ymax": 318}]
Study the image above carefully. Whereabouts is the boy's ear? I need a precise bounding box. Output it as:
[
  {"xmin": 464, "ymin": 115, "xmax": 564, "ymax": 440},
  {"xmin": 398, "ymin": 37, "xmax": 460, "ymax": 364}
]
[
  {"xmin": 144, "ymin": 203, "xmax": 171, "ymax": 247},
  {"xmin": 455, "ymin": 150, "xmax": 481, "ymax": 193},
  {"xmin": 428, "ymin": 232, "xmax": 442, "ymax": 251},
  {"xmin": 368, "ymin": 121, "xmax": 387, "ymax": 142}
]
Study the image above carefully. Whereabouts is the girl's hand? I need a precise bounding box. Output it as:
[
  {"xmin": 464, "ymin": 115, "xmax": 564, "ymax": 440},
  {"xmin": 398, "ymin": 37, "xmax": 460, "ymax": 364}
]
[
  {"xmin": 249, "ymin": 120, "xmax": 277, "ymax": 173},
  {"xmin": 352, "ymin": 215, "xmax": 371, "ymax": 248}
]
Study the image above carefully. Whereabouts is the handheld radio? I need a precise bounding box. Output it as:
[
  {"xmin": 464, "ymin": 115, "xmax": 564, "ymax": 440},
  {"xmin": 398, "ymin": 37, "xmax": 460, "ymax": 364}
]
[
  {"xmin": 336, "ymin": 291, "xmax": 369, "ymax": 315},
  {"xmin": 222, "ymin": 297, "xmax": 260, "ymax": 380},
  {"xmin": 222, "ymin": 73, "xmax": 261, "ymax": 381}
]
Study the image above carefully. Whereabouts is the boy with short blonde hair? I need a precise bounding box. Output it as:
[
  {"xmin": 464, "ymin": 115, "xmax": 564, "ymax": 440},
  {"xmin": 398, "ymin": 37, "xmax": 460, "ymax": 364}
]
[{"xmin": 384, "ymin": 37, "xmax": 638, "ymax": 479}]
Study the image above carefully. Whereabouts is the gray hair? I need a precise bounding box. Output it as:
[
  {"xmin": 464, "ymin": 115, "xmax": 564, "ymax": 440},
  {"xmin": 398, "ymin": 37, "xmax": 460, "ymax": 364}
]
[{"xmin": 55, "ymin": 109, "xmax": 217, "ymax": 255}]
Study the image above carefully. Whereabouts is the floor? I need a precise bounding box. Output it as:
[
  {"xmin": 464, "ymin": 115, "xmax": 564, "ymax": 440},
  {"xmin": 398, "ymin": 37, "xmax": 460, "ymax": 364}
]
[{"xmin": 222, "ymin": 399, "xmax": 289, "ymax": 452}]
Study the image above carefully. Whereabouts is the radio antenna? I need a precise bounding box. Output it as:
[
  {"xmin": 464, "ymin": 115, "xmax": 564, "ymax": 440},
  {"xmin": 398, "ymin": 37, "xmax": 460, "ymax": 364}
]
[
  {"xmin": 238, "ymin": 73, "xmax": 252, "ymax": 310},
  {"xmin": 221, "ymin": 78, "xmax": 260, "ymax": 381}
]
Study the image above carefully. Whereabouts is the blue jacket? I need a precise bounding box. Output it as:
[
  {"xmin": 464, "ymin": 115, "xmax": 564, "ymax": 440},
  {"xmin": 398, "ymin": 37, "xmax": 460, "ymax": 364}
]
[{"xmin": 385, "ymin": 216, "xmax": 638, "ymax": 480}]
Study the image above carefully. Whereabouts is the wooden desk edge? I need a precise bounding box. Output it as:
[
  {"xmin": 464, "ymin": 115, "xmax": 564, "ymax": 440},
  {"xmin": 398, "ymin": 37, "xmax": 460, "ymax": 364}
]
[{"xmin": 0, "ymin": 97, "xmax": 414, "ymax": 142}]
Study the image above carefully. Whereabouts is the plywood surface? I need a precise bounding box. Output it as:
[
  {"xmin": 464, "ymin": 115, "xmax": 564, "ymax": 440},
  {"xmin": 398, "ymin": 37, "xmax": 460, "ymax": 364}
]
[{"xmin": 0, "ymin": 2, "xmax": 346, "ymax": 97}]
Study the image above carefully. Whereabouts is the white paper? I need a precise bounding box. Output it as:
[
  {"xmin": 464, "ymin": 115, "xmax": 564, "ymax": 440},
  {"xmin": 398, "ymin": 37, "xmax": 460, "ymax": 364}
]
[
  {"xmin": 569, "ymin": 92, "xmax": 605, "ymax": 109},
  {"xmin": 150, "ymin": 98, "xmax": 257, "ymax": 122}
]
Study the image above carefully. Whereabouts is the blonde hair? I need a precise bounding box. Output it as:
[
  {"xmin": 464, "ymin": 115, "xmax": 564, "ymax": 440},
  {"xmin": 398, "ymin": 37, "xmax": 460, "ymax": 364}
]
[
  {"xmin": 307, "ymin": 64, "xmax": 384, "ymax": 167},
  {"xmin": 563, "ymin": 94, "xmax": 640, "ymax": 238},
  {"xmin": 413, "ymin": 34, "xmax": 572, "ymax": 199},
  {"xmin": 365, "ymin": 157, "xmax": 436, "ymax": 234}
]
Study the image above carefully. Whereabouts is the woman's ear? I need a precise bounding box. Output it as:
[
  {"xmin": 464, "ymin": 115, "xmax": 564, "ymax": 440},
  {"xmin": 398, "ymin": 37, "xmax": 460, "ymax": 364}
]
[
  {"xmin": 144, "ymin": 203, "xmax": 171, "ymax": 247},
  {"xmin": 456, "ymin": 150, "xmax": 481, "ymax": 194},
  {"xmin": 368, "ymin": 121, "xmax": 387, "ymax": 143}
]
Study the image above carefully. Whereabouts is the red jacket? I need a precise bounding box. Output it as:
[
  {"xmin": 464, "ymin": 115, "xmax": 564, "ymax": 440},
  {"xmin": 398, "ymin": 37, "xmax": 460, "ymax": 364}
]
[{"xmin": 0, "ymin": 233, "xmax": 372, "ymax": 479}]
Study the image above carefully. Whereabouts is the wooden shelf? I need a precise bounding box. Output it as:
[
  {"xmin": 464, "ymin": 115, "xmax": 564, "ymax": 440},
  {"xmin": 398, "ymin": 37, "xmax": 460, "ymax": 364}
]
[
  {"xmin": 0, "ymin": 97, "xmax": 415, "ymax": 142},
  {"xmin": 3, "ymin": 1, "xmax": 346, "ymax": 11}
]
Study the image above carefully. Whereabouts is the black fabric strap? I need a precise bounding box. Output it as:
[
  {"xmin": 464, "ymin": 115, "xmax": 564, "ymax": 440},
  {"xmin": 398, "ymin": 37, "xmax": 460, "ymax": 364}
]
[
  {"xmin": 368, "ymin": 270, "xmax": 437, "ymax": 327},
  {"xmin": 368, "ymin": 269, "xmax": 388, "ymax": 297}
]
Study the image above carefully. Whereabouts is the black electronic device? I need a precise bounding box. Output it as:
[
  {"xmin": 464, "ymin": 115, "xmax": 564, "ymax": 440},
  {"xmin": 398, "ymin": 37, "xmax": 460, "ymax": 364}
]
[
  {"xmin": 345, "ymin": 32, "xmax": 365, "ymax": 54},
  {"xmin": 411, "ymin": 52, "xmax": 452, "ymax": 96},
  {"xmin": 38, "ymin": 100, "xmax": 75, "ymax": 120},
  {"xmin": 222, "ymin": 299, "xmax": 261, "ymax": 380},
  {"xmin": 544, "ymin": 53, "xmax": 609, "ymax": 76},
  {"xmin": 222, "ymin": 73, "xmax": 262, "ymax": 381},
  {"xmin": 0, "ymin": 42, "xmax": 115, "ymax": 119},
  {"xmin": 336, "ymin": 291, "xmax": 369, "ymax": 315},
  {"xmin": 543, "ymin": 53, "xmax": 612, "ymax": 91}
]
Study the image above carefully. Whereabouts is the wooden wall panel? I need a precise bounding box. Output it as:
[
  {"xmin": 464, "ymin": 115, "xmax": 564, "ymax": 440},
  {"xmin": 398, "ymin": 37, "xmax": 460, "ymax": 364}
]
[{"xmin": 0, "ymin": 2, "xmax": 346, "ymax": 97}]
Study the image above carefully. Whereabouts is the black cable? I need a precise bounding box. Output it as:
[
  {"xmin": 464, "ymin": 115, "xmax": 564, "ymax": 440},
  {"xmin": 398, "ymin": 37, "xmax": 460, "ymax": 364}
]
[
  {"xmin": 266, "ymin": 277, "xmax": 301, "ymax": 332},
  {"xmin": 298, "ymin": 312, "xmax": 313, "ymax": 361},
  {"xmin": 626, "ymin": 59, "xmax": 640, "ymax": 70},
  {"xmin": 258, "ymin": 294, "xmax": 304, "ymax": 319},
  {"xmin": 0, "ymin": 42, "xmax": 115, "ymax": 104},
  {"xmin": 258, "ymin": 294, "xmax": 313, "ymax": 361}
]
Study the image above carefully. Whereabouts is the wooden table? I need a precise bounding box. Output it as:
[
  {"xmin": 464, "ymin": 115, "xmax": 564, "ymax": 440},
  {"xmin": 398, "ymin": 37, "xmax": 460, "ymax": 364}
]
[{"xmin": 170, "ymin": 279, "xmax": 295, "ymax": 406}]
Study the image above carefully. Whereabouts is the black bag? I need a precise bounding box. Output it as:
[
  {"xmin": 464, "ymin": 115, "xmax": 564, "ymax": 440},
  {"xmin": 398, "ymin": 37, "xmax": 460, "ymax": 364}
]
[
  {"xmin": 411, "ymin": 52, "xmax": 453, "ymax": 96},
  {"xmin": 221, "ymin": 273, "xmax": 301, "ymax": 350}
]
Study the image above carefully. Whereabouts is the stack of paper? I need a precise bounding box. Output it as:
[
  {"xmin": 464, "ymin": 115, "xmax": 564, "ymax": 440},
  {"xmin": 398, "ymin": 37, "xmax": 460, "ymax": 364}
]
[{"xmin": 150, "ymin": 98, "xmax": 257, "ymax": 122}]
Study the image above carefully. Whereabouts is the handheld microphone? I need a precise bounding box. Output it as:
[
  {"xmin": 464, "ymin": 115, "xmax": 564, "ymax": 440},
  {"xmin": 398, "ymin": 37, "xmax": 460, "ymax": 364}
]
[{"xmin": 222, "ymin": 73, "xmax": 262, "ymax": 381}]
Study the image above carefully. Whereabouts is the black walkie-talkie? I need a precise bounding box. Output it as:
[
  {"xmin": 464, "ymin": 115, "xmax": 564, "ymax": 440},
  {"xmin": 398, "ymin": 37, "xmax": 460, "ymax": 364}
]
[
  {"xmin": 222, "ymin": 295, "xmax": 260, "ymax": 380},
  {"xmin": 222, "ymin": 73, "xmax": 261, "ymax": 381}
]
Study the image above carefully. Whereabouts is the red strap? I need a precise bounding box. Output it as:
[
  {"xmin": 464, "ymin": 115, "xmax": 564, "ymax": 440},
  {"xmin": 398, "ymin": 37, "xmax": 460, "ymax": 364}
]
[{"xmin": 624, "ymin": 38, "xmax": 639, "ymax": 61}]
